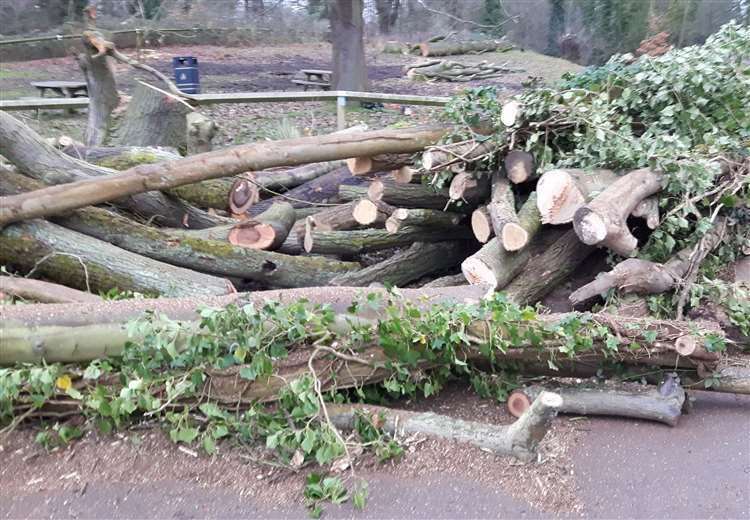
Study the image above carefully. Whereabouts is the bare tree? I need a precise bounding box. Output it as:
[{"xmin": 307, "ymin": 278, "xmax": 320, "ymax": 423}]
[
  {"xmin": 375, "ymin": 0, "xmax": 401, "ymax": 34},
  {"xmin": 329, "ymin": 0, "xmax": 369, "ymax": 91}
]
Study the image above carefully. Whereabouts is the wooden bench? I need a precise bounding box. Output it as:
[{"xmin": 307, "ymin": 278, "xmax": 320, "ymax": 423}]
[
  {"xmin": 31, "ymin": 81, "xmax": 88, "ymax": 98},
  {"xmin": 292, "ymin": 69, "xmax": 333, "ymax": 90}
]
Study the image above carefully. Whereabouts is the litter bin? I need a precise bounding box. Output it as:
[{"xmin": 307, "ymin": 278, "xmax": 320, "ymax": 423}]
[{"xmin": 173, "ymin": 56, "xmax": 200, "ymax": 94}]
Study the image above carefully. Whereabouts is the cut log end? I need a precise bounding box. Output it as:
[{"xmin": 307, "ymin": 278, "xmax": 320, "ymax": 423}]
[
  {"xmin": 368, "ymin": 180, "xmax": 385, "ymax": 202},
  {"xmin": 500, "ymin": 100, "xmax": 522, "ymax": 127},
  {"xmin": 675, "ymin": 335, "xmax": 697, "ymax": 357},
  {"xmin": 471, "ymin": 208, "xmax": 493, "ymax": 243},
  {"xmin": 353, "ymin": 199, "xmax": 380, "ymax": 225},
  {"xmin": 385, "ymin": 216, "xmax": 400, "ymax": 233},
  {"xmin": 575, "ymin": 209, "xmax": 608, "ymax": 245},
  {"xmin": 461, "ymin": 257, "xmax": 497, "ymax": 288},
  {"xmin": 501, "ymin": 223, "xmax": 529, "ymax": 252},
  {"xmin": 227, "ymin": 222, "xmax": 276, "ymax": 250},
  {"xmin": 346, "ymin": 157, "xmax": 372, "ymax": 176},
  {"xmin": 393, "ymin": 166, "xmax": 418, "ymax": 184},
  {"xmin": 229, "ymin": 178, "xmax": 259, "ymax": 214},
  {"xmin": 507, "ymin": 389, "xmax": 532, "ymax": 418},
  {"xmin": 504, "ymin": 150, "xmax": 535, "ymax": 184},
  {"xmin": 536, "ymin": 169, "xmax": 585, "ymax": 225}
]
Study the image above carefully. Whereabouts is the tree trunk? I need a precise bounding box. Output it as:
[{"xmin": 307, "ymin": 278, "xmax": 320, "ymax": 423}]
[
  {"xmin": 368, "ymin": 179, "xmax": 454, "ymax": 210},
  {"xmin": 0, "ymin": 112, "xmax": 225, "ymax": 229},
  {"xmin": 330, "ymin": 0, "xmax": 369, "ymax": 91},
  {"xmin": 461, "ymin": 193, "xmax": 543, "ymax": 289},
  {"xmin": 328, "ymin": 241, "xmax": 469, "ymax": 287},
  {"xmin": 228, "ymin": 202, "xmax": 296, "ymax": 250},
  {"xmin": 116, "ymin": 82, "xmax": 192, "ymax": 151},
  {"xmin": 419, "ymin": 40, "xmax": 512, "ymax": 57},
  {"xmin": 536, "ymin": 168, "xmax": 617, "ymax": 224},
  {"xmin": 0, "ymin": 125, "xmax": 447, "ymax": 228},
  {"xmin": 0, "ymin": 220, "xmax": 231, "ymax": 297},
  {"xmin": 328, "ymin": 391, "xmax": 562, "ymax": 462},
  {"xmin": 385, "ymin": 207, "xmax": 463, "ymax": 233},
  {"xmin": 573, "ymin": 168, "xmax": 664, "ymax": 255},
  {"xmin": 346, "ymin": 153, "xmax": 412, "ymax": 176},
  {"xmin": 486, "ymin": 173, "xmax": 530, "ymax": 251},
  {"xmin": 305, "ymin": 201, "xmax": 361, "ymax": 231},
  {"xmin": 78, "ymin": 31, "xmax": 120, "ymax": 146},
  {"xmin": 0, "ymin": 276, "xmax": 103, "ymax": 303},
  {"xmin": 504, "ymin": 230, "xmax": 594, "ymax": 305},
  {"xmin": 507, "ymin": 382, "xmax": 685, "ymax": 426},
  {"xmin": 0, "ymin": 171, "xmax": 359, "ymax": 288},
  {"xmin": 304, "ymin": 224, "xmax": 472, "ymax": 255},
  {"xmin": 352, "ymin": 199, "xmax": 396, "ymax": 225}
]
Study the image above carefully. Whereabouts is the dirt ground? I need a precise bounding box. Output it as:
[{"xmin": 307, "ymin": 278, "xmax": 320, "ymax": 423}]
[
  {"xmin": 0, "ymin": 42, "xmax": 581, "ymax": 145},
  {"xmin": 1, "ymin": 384, "xmax": 748, "ymax": 519}
]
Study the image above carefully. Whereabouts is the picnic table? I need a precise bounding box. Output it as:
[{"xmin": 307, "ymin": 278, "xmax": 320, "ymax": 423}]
[
  {"xmin": 31, "ymin": 81, "xmax": 88, "ymax": 98},
  {"xmin": 291, "ymin": 69, "xmax": 332, "ymax": 90}
]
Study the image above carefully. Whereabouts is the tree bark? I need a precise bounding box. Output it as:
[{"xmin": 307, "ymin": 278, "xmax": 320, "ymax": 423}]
[
  {"xmin": 305, "ymin": 201, "xmax": 361, "ymax": 231},
  {"xmin": 0, "ymin": 125, "xmax": 447, "ymax": 228},
  {"xmin": 368, "ymin": 178, "xmax": 454, "ymax": 210},
  {"xmin": 419, "ymin": 40, "xmax": 512, "ymax": 57},
  {"xmin": 486, "ymin": 173, "xmax": 528, "ymax": 251},
  {"xmin": 536, "ymin": 168, "xmax": 617, "ymax": 225},
  {"xmin": 448, "ymin": 171, "xmax": 491, "ymax": 204},
  {"xmin": 352, "ymin": 199, "xmax": 396, "ymax": 226},
  {"xmin": 228, "ymin": 202, "xmax": 296, "ymax": 250},
  {"xmin": 0, "ymin": 220, "xmax": 231, "ymax": 297},
  {"xmin": 78, "ymin": 31, "xmax": 120, "ymax": 146},
  {"xmin": 116, "ymin": 82, "xmax": 192, "ymax": 151},
  {"xmin": 421, "ymin": 272, "xmax": 467, "ymax": 287},
  {"xmin": 330, "ymin": 0, "xmax": 369, "ymax": 91},
  {"xmin": 0, "ymin": 276, "xmax": 103, "ymax": 304},
  {"xmin": 504, "ymin": 150, "xmax": 536, "ymax": 184},
  {"xmin": 573, "ymin": 168, "xmax": 664, "ymax": 255},
  {"xmin": 569, "ymin": 219, "xmax": 727, "ymax": 307},
  {"xmin": 346, "ymin": 153, "xmax": 412, "ymax": 176},
  {"xmin": 328, "ymin": 391, "xmax": 562, "ymax": 462},
  {"xmin": 461, "ymin": 193, "xmax": 543, "ymax": 289},
  {"xmin": 0, "ymin": 112, "xmax": 224, "ymax": 229},
  {"xmin": 0, "ymin": 171, "xmax": 358, "ymax": 288},
  {"xmin": 329, "ymin": 241, "xmax": 469, "ymax": 287},
  {"xmin": 304, "ymin": 224, "xmax": 472, "ymax": 255},
  {"xmin": 507, "ymin": 382, "xmax": 686, "ymax": 426},
  {"xmin": 385, "ymin": 207, "xmax": 463, "ymax": 233}
]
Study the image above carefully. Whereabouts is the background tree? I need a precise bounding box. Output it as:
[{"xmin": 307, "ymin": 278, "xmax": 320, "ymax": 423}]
[
  {"xmin": 545, "ymin": 0, "xmax": 566, "ymax": 55},
  {"xmin": 329, "ymin": 0, "xmax": 368, "ymax": 91},
  {"xmin": 375, "ymin": 0, "xmax": 401, "ymax": 34},
  {"xmin": 481, "ymin": 0, "xmax": 510, "ymax": 37}
]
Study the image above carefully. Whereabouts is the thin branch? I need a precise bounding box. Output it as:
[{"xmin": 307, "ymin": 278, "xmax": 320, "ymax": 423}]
[{"xmin": 414, "ymin": 0, "xmax": 518, "ymax": 30}]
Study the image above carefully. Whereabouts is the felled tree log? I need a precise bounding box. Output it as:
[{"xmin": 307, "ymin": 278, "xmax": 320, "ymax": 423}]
[
  {"xmin": 484, "ymin": 173, "xmax": 528, "ymax": 251},
  {"xmin": 536, "ymin": 168, "xmax": 617, "ymax": 224},
  {"xmin": 368, "ymin": 179, "xmax": 454, "ymax": 210},
  {"xmin": 228, "ymin": 162, "xmax": 346, "ymax": 214},
  {"xmin": 116, "ymin": 82, "xmax": 192, "ymax": 151},
  {"xmin": 338, "ymin": 184, "xmax": 371, "ymax": 203},
  {"xmin": 0, "ymin": 112, "xmax": 223, "ymax": 229},
  {"xmin": 304, "ymin": 201, "xmax": 360, "ymax": 232},
  {"xmin": 346, "ymin": 153, "xmax": 412, "ymax": 176},
  {"xmin": 186, "ymin": 112, "xmax": 217, "ymax": 155},
  {"xmin": 0, "ymin": 276, "xmax": 103, "ymax": 304},
  {"xmin": 503, "ymin": 230, "xmax": 594, "ymax": 305},
  {"xmin": 419, "ymin": 40, "xmax": 513, "ymax": 57},
  {"xmin": 78, "ymin": 31, "xmax": 120, "ymax": 146},
  {"xmin": 0, "ymin": 123, "xmax": 448, "ymax": 228},
  {"xmin": 0, "ymin": 171, "xmax": 358, "ymax": 288},
  {"xmin": 507, "ymin": 382, "xmax": 686, "ymax": 426},
  {"xmin": 461, "ymin": 193, "xmax": 543, "ymax": 289},
  {"xmin": 385, "ymin": 207, "xmax": 463, "ymax": 233},
  {"xmin": 573, "ymin": 168, "xmax": 664, "ymax": 255},
  {"xmin": 405, "ymin": 60, "xmax": 520, "ymax": 82},
  {"xmin": 0, "ymin": 220, "xmax": 231, "ymax": 297},
  {"xmin": 383, "ymin": 41, "xmax": 408, "ymax": 54},
  {"xmin": 504, "ymin": 150, "xmax": 536, "ymax": 184},
  {"xmin": 229, "ymin": 202, "xmax": 296, "ymax": 250},
  {"xmin": 328, "ymin": 241, "xmax": 469, "ymax": 287},
  {"xmin": 304, "ymin": 224, "xmax": 472, "ymax": 255},
  {"xmin": 422, "ymin": 140, "xmax": 497, "ymax": 170},
  {"xmin": 328, "ymin": 392, "xmax": 562, "ymax": 462},
  {"xmin": 393, "ymin": 166, "xmax": 422, "ymax": 184},
  {"xmin": 422, "ymin": 273, "xmax": 468, "ymax": 287},
  {"xmin": 62, "ymin": 144, "xmax": 181, "ymax": 167},
  {"xmin": 570, "ymin": 218, "xmax": 727, "ymax": 306},
  {"xmin": 352, "ymin": 199, "xmax": 396, "ymax": 226},
  {"xmin": 448, "ymin": 171, "xmax": 491, "ymax": 204}
]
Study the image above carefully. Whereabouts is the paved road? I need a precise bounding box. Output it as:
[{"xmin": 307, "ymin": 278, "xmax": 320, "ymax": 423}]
[{"xmin": 2, "ymin": 392, "xmax": 748, "ymax": 519}]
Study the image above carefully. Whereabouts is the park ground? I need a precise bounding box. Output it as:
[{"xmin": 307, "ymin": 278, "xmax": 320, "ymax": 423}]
[{"xmin": 1, "ymin": 43, "xmax": 748, "ymax": 519}]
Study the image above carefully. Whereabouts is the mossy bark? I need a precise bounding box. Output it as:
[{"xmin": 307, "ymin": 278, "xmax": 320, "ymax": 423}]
[{"xmin": 305, "ymin": 224, "xmax": 472, "ymax": 255}]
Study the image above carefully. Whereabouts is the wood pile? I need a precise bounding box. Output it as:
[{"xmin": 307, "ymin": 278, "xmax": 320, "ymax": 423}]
[
  {"xmin": 405, "ymin": 60, "xmax": 522, "ymax": 82},
  {"xmin": 383, "ymin": 34, "xmax": 514, "ymax": 57}
]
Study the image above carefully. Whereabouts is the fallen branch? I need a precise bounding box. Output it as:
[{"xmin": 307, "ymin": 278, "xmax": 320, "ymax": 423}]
[{"xmin": 0, "ymin": 276, "xmax": 103, "ymax": 304}]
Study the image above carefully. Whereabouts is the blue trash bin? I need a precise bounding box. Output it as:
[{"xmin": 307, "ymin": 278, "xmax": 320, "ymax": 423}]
[{"xmin": 173, "ymin": 56, "xmax": 200, "ymax": 94}]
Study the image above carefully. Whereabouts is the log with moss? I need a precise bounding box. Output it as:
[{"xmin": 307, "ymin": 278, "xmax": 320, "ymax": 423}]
[
  {"xmin": 384, "ymin": 208, "xmax": 464, "ymax": 233},
  {"xmin": 368, "ymin": 179, "xmax": 455, "ymax": 210},
  {"xmin": 0, "ymin": 171, "xmax": 358, "ymax": 288},
  {"xmin": 328, "ymin": 241, "xmax": 470, "ymax": 287}
]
